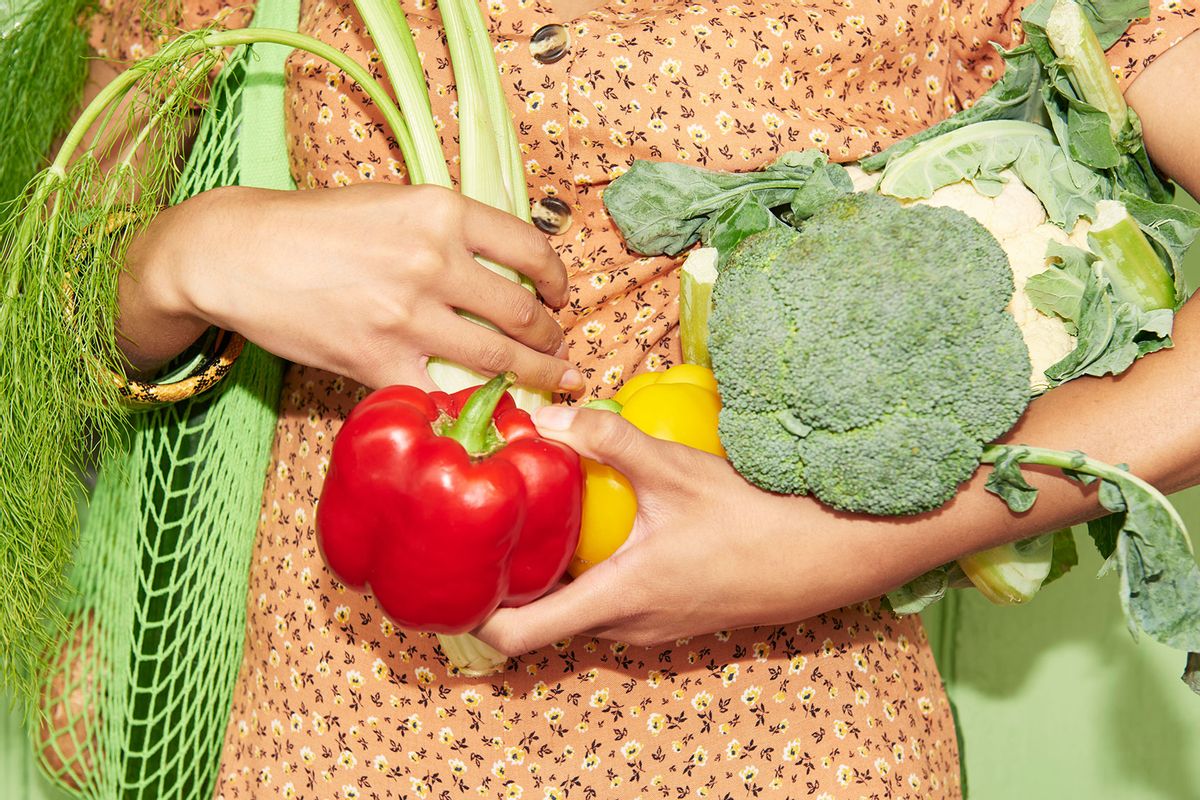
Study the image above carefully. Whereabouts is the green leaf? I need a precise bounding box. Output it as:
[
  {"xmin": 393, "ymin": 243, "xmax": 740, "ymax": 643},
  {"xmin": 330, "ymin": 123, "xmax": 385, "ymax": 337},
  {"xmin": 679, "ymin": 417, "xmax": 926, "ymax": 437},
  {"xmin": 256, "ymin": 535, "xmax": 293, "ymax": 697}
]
[
  {"xmin": 604, "ymin": 153, "xmax": 846, "ymax": 257},
  {"xmin": 859, "ymin": 45, "xmax": 1044, "ymax": 172},
  {"xmin": 983, "ymin": 448, "xmax": 1039, "ymax": 512},
  {"xmin": 786, "ymin": 158, "xmax": 853, "ymax": 221},
  {"xmin": 1107, "ymin": 475, "xmax": 1200, "ymax": 653},
  {"xmin": 1087, "ymin": 513, "xmax": 1122, "ymax": 559},
  {"xmin": 1041, "ymin": 263, "xmax": 1173, "ymax": 385},
  {"xmin": 698, "ymin": 193, "xmax": 781, "ymax": 262},
  {"xmin": 886, "ymin": 567, "xmax": 949, "ymax": 615},
  {"xmin": 876, "ymin": 119, "xmax": 1107, "ymax": 228},
  {"xmin": 1022, "ymin": 0, "xmax": 1150, "ymax": 50},
  {"xmin": 1024, "ymin": 241, "xmax": 1094, "ymax": 332},
  {"xmin": 1061, "ymin": 91, "xmax": 1122, "ymax": 169},
  {"xmin": 1043, "ymin": 528, "xmax": 1080, "ymax": 585}
]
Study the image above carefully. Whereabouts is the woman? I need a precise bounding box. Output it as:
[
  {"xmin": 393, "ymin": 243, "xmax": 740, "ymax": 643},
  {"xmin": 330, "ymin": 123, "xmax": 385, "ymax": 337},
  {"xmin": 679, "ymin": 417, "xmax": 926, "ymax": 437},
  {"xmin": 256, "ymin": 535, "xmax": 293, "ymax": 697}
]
[{"xmin": 87, "ymin": 1, "xmax": 1200, "ymax": 797}]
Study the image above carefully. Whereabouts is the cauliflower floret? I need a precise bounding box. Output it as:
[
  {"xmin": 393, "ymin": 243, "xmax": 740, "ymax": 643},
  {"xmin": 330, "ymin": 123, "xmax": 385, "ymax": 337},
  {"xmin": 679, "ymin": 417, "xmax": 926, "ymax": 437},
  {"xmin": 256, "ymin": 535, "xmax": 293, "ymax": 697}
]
[
  {"xmin": 1001, "ymin": 223, "xmax": 1079, "ymax": 390},
  {"xmin": 845, "ymin": 164, "xmax": 878, "ymax": 193},
  {"xmin": 846, "ymin": 166, "xmax": 1081, "ymax": 390}
]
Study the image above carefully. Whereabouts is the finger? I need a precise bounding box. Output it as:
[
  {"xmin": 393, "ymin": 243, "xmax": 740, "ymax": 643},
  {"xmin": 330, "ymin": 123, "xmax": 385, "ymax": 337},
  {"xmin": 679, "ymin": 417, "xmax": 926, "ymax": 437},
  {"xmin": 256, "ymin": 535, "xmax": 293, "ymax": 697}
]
[
  {"xmin": 474, "ymin": 565, "xmax": 619, "ymax": 656},
  {"xmin": 530, "ymin": 406, "xmax": 671, "ymax": 476},
  {"xmin": 436, "ymin": 315, "xmax": 584, "ymax": 394},
  {"xmin": 357, "ymin": 351, "xmax": 441, "ymax": 393},
  {"xmin": 460, "ymin": 200, "xmax": 569, "ymax": 307},
  {"xmin": 446, "ymin": 260, "xmax": 565, "ymax": 355}
]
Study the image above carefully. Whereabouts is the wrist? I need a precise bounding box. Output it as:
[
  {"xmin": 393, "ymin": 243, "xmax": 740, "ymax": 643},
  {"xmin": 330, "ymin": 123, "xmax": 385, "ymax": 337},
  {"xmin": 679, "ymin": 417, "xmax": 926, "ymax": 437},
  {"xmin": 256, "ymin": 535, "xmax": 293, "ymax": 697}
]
[
  {"xmin": 117, "ymin": 188, "xmax": 246, "ymax": 371},
  {"xmin": 143, "ymin": 185, "xmax": 250, "ymax": 328}
]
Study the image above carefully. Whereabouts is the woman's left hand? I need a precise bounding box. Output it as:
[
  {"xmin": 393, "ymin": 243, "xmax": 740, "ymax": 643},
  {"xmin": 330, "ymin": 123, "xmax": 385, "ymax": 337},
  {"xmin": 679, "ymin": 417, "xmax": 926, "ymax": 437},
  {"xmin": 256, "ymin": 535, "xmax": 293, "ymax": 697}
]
[{"xmin": 475, "ymin": 406, "xmax": 920, "ymax": 656}]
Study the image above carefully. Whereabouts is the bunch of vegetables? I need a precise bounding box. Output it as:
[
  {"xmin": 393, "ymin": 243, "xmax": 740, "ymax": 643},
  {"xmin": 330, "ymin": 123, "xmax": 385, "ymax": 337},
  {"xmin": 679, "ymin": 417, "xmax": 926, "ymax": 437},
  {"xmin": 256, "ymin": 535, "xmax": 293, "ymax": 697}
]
[{"xmin": 603, "ymin": 0, "xmax": 1200, "ymax": 690}]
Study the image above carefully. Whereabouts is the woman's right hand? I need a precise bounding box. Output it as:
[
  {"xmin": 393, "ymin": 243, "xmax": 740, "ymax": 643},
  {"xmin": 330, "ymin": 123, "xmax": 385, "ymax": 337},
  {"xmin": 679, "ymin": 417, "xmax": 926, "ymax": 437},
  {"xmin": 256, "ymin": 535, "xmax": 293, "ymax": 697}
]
[{"xmin": 119, "ymin": 183, "xmax": 581, "ymax": 392}]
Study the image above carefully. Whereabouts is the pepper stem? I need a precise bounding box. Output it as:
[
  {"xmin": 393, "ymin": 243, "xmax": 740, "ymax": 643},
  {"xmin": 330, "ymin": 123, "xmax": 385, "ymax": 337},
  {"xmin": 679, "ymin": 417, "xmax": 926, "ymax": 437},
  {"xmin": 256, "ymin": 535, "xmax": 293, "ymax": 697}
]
[{"xmin": 444, "ymin": 371, "xmax": 517, "ymax": 455}]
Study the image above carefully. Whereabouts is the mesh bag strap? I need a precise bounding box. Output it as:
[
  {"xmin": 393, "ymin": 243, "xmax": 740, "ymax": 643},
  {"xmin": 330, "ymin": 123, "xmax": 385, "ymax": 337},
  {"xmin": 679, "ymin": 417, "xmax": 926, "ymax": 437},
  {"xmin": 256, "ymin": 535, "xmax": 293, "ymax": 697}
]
[{"xmin": 27, "ymin": 1, "xmax": 300, "ymax": 798}]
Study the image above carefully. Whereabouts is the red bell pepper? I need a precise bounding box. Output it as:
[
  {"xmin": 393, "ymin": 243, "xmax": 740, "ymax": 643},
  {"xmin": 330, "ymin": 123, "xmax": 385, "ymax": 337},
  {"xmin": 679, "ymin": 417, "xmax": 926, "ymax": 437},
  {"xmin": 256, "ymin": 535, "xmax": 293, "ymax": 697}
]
[{"xmin": 316, "ymin": 372, "xmax": 582, "ymax": 634}]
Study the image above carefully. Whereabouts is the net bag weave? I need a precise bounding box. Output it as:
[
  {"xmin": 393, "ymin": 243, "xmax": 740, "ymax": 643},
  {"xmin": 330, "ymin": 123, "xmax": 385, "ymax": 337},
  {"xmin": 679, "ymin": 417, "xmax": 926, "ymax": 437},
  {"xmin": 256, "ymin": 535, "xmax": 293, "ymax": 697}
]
[{"xmin": 29, "ymin": 2, "xmax": 297, "ymax": 796}]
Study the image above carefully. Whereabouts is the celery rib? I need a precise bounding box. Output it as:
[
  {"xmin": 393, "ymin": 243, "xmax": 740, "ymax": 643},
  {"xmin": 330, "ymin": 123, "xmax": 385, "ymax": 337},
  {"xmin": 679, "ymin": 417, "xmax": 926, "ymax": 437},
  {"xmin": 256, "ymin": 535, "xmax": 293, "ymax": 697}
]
[
  {"xmin": 1045, "ymin": 0, "xmax": 1127, "ymax": 136},
  {"xmin": 354, "ymin": 0, "xmax": 449, "ymax": 186},
  {"xmin": 1088, "ymin": 199, "xmax": 1176, "ymax": 311}
]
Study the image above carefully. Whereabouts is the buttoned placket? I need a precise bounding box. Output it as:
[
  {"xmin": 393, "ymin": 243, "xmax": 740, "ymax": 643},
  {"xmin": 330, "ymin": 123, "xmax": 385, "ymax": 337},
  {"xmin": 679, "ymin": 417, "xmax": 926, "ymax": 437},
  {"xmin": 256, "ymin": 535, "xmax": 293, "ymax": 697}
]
[{"xmin": 492, "ymin": 6, "xmax": 579, "ymax": 238}]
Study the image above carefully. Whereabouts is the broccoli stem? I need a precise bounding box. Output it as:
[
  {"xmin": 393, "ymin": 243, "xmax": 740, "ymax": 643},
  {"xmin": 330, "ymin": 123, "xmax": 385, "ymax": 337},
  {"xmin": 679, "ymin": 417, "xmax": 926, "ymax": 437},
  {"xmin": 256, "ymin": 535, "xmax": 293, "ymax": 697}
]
[
  {"xmin": 957, "ymin": 532, "xmax": 1054, "ymax": 604},
  {"xmin": 1088, "ymin": 199, "xmax": 1177, "ymax": 311},
  {"xmin": 979, "ymin": 444, "xmax": 1188, "ymax": 542},
  {"xmin": 1045, "ymin": 0, "xmax": 1127, "ymax": 136},
  {"xmin": 679, "ymin": 247, "xmax": 719, "ymax": 368}
]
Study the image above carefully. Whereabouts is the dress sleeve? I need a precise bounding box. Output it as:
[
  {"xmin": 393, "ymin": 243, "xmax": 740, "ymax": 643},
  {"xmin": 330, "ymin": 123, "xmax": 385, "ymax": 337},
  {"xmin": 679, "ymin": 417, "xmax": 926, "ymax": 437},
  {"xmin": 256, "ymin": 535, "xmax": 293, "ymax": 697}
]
[
  {"xmin": 89, "ymin": 1, "xmax": 253, "ymax": 62},
  {"xmin": 1106, "ymin": 3, "xmax": 1200, "ymax": 90}
]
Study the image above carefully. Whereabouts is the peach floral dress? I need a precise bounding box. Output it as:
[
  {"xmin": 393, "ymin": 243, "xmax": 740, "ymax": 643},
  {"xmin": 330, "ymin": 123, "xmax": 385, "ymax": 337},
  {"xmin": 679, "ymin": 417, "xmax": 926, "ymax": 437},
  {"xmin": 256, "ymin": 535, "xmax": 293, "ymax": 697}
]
[{"xmin": 91, "ymin": 1, "xmax": 1198, "ymax": 797}]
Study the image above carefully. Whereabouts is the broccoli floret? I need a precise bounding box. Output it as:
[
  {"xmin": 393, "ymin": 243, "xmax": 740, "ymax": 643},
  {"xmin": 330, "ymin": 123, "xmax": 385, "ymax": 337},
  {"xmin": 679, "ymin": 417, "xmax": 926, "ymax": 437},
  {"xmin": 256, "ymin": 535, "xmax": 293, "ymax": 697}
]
[
  {"xmin": 710, "ymin": 193, "xmax": 1031, "ymax": 515},
  {"xmin": 716, "ymin": 409, "xmax": 806, "ymax": 494}
]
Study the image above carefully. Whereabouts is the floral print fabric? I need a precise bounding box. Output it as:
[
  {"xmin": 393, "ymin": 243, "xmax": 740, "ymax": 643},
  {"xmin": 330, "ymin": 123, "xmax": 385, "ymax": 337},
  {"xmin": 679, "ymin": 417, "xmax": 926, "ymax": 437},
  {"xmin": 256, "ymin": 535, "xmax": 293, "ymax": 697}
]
[
  {"xmin": 221, "ymin": 368, "xmax": 959, "ymax": 797},
  {"xmin": 89, "ymin": 1, "xmax": 1199, "ymax": 797}
]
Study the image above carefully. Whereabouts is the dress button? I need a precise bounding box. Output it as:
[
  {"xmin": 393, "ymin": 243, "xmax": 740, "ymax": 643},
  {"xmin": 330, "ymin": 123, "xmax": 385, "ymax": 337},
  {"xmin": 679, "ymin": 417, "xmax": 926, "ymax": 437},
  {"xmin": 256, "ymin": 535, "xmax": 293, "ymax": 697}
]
[
  {"xmin": 531, "ymin": 197, "xmax": 572, "ymax": 235},
  {"xmin": 530, "ymin": 24, "xmax": 570, "ymax": 64}
]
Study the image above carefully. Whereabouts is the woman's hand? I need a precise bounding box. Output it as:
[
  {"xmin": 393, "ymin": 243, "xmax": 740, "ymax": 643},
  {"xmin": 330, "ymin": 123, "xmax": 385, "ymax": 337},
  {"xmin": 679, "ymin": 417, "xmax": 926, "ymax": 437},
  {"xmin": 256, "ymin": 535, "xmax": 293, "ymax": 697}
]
[
  {"xmin": 475, "ymin": 407, "xmax": 926, "ymax": 654},
  {"xmin": 118, "ymin": 183, "xmax": 581, "ymax": 392}
]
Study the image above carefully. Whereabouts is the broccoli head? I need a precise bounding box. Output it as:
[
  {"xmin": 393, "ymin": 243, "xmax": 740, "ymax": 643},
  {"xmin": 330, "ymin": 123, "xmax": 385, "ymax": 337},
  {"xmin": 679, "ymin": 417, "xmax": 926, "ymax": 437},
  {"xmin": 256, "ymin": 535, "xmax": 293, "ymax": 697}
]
[{"xmin": 709, "ymin": 192, "xmax": 1032, "ymax": 515}]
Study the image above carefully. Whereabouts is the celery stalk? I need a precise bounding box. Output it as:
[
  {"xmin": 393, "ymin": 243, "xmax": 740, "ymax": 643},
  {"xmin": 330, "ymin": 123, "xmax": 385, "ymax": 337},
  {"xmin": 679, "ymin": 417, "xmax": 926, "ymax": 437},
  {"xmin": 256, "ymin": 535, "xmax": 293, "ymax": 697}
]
[
  {"xmin": 352, "ymin": 0, "xmax": 545, "ymax": 675},
  {"xmin": 437, "ymin": 0, "xmax": 510, "ymax": 214},
  {"xmin": 455, "ymin": 0, "xmax": 531, "ymax": 220},
  {"xmin": 432, "ymin": 0, "xmax": 544, "ymax": 673},
  {"xmin": 679, "ymin": 247, "xmax": 719, "ymax": 367},
  {"xmin": 353, "ymin": 1, "xmax": 449, "ymax": 186},
  {"xmin": 1045, "ymin": 0, "xmax": 1127, "ymax": 136},
  {"xmin": 958, "ymin": 533, "xmax": 1055, "ymax": 604},
  {"xmin": 428, "ymin": 0, "xmax": 549, "ymax": 411},
  {"xmin": 1089, "ymin": 199, "xmax": 1176, "ymax": 311}
]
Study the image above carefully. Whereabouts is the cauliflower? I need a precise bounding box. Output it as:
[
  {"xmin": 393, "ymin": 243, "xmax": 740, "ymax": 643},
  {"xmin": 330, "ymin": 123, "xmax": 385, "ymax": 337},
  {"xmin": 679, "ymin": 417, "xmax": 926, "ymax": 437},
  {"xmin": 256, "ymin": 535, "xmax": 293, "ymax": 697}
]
[{"xmin": 847, "ymin": 165, "xmax": 1085, "ymax": 390}]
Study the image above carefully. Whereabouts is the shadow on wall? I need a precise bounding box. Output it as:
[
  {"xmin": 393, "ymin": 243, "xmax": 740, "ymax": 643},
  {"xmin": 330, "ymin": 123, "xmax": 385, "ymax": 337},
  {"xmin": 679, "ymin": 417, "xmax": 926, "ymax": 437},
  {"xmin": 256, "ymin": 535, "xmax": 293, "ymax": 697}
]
[{"xmin": 945, "ymin": 542, "xmax": 1200, "ymax": 800}]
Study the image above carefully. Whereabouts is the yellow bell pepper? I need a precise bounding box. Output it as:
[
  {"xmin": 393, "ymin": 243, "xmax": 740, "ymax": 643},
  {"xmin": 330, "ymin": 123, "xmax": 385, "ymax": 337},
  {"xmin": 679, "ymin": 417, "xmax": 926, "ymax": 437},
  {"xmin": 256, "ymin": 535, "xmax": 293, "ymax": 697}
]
[{"xmin": 568, "ymin": 364, "xmax": 724, "ymax": 576}]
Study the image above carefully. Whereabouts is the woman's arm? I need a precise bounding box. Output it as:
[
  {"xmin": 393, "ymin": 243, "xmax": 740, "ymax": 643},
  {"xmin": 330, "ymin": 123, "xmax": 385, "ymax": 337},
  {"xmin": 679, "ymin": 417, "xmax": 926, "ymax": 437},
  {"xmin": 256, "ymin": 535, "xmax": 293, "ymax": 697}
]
[
  {"xmin": 475, "ymin": 34, "xmax": 1200, "ymax": 652},
  {"xmin": 119, "ymin": 183, "xmax": 583, "ymax": 392},
  {"xmin": 1126, "ymin": 32, "xmax": 1200, "ymax": 198},
  {"xmin": 80, "ymin": 60, "xmax": 583, "ymax": 391}
]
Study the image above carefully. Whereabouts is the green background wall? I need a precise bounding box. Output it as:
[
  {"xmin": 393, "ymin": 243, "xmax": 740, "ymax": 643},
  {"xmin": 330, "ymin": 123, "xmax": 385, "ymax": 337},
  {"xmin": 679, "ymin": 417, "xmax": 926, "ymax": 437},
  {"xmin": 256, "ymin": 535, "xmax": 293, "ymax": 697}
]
[{"xmin": 923, "ymin": 191, "xmax": 1200, "ymax": 800}]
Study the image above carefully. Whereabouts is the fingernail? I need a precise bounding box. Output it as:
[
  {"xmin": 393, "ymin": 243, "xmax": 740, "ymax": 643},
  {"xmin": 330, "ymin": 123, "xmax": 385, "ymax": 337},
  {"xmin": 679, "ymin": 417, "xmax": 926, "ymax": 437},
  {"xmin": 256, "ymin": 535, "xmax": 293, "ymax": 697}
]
[
  {"xmin": 533, "ymin": 405, "xmax": 577, "ymax": 432},
  {"xmin": 558, "ymin": 368, "xmax": 584, "ymax": 392}
]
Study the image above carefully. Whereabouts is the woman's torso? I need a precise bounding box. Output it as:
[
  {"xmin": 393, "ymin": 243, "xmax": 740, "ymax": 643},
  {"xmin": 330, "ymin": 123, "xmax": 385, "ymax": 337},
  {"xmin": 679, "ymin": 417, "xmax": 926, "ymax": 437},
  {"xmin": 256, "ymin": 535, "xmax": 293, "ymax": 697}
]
[{"xmin": 205, "ymin": 0, "xmax": 1010, "ymax": 796}]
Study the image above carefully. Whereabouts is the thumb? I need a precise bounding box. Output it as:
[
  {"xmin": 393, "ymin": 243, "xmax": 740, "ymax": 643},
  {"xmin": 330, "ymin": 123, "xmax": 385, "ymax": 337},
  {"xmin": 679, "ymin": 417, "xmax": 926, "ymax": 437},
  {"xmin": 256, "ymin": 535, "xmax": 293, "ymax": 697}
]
[
  {"xmin": 532, "ymin": 406, "xmax": 658, "ymax": 476},
  {"xmin": 474, "ymin": 565, "xmax": 615, "ymax": 656}
]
